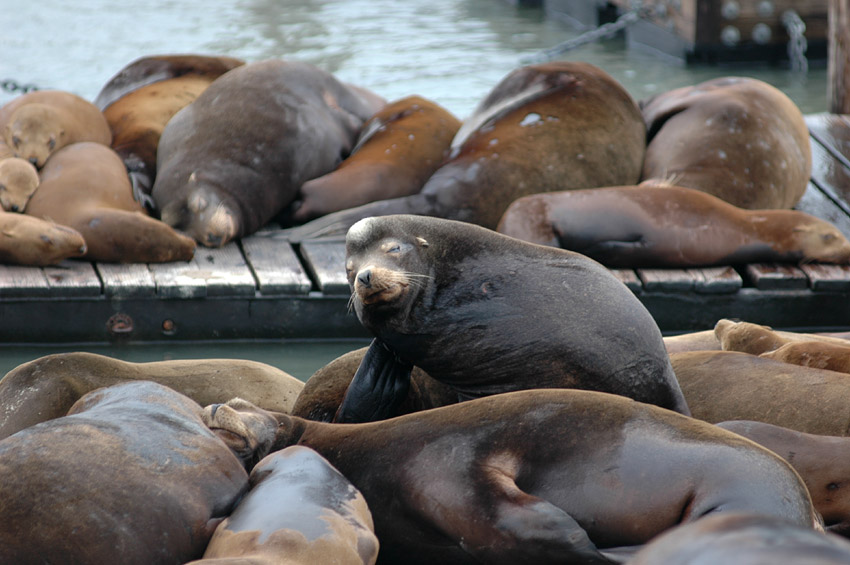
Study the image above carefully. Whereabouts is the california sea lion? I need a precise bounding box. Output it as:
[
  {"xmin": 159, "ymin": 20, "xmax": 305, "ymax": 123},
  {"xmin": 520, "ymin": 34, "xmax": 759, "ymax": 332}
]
[
  {"xmin": 0, "ymin": 156, "xmax": 38, "ymax": 212},
  {"xmin": 715, "ymin": 319, "xmax": 850, "ymax": 355},
  {"xmin": 152, "ymin": 59, "xmax": 386, "ymax": 247},
  {"xmin": 186, "ymin": 445, "xmax": 379, "ymax": 565},
  {"xmin": 0, "ymin": 211, "xmax": 86, "ymax": 266},
  {"xmin": 663, "ymin": 330, "xmax": 722, "ymax": 354},
  {"xmin": 0, "ymin": 351, "xmax": 304, "ymax": 441},
  {"xmin": 640, "ymin": 76, "xmax": 811, "ymax": 209},
  {"xmin": 203, "ymin": 390, "xmax": 817, "ymax": 564},
  {"xmin": 671, "ymin": 350, "xmax": 850, "ymax": 436},
  {"xmin": 0, "ymin": 90, "xmax": 111, "ymax": 168},
  {"xmin": 340, "ymin": 215, "xmax": 689, "ymax": 420},
  {"xmin": 0, "ymin": 381, "xmax": 248, "ymax": 564},
  {"xmin": 761, "ymin": 340, "xmax": 850, "ymax": 373},
  {"xmin": 283, "ymin": 61, "xmax": 646, "ymax": 241},
  {"xmin": 286, "ymin": 95, "xmax": 461, "ymax": 224},
  {"xmin": 717, "ymin": 420, "xmax": 850, "ymax": 537},
  {"xmin": 26, "ymin": 141, "xmax": 196, "ymax": 262},
  {"xmin": 496, "ymin": 184, "xmax": 850, "ymax": 267}
]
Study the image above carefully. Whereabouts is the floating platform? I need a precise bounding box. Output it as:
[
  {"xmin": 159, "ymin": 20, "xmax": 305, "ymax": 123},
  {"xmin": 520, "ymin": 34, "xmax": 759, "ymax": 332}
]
[{"xmin": 2, "ymin": 112, "xmax": 850, "ymax": 344}]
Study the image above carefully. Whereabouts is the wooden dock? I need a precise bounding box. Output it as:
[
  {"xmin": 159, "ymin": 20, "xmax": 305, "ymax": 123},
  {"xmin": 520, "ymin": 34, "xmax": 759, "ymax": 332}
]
[{"xmin": 2, "ymin": 112, "xmax": 850, "ymax": 344}]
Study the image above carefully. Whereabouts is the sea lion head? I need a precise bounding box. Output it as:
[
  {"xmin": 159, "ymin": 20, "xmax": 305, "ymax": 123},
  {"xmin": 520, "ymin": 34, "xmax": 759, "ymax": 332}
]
[
  {"xmin": 201, "ymin": 397, "xmax": 279, "ymax": 469},
  {"xmin": 4, "ymin": 104, "xmax": 65, "ymax": 168},
  {"xmin": 159, "ymin": 170, "xmax": 239, "ymax": 247},
  {"xmin": 0, "ymin": 215, "xmax": 87, "ymax": 266},
  {"xmin": 792, "ymin": 219, "xmax": 850, "ymax": 264},
  {"xmin": 0, "ymin": 157, "xmax": 39, "ymax": 212}
]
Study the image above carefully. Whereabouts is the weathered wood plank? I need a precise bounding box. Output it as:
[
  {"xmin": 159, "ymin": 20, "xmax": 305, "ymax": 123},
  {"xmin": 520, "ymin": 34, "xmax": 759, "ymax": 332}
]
[
  {"xmin": 0, "ymin": 265, "xmax": 50, "ymax": 297},
  {"xmin": 796, "ymin": 180, "xmax": 850, "ymax": 238},
  {"xmin": 610, "ymin": 269, "xmax": 641, "ymax": 293},
  {"xmin": 300, "ymin": 241, "xmax": 349, "ymax": 295},
  {"xmin": 42, "ymin": 260, "xmax": 101, "ymax": 297},
  {"xmin": 96, "ymin": 263, "xmax": 156, "ymax": 298},
  {"xmin": 190, "ymin": 243, "xmax": 256, "ymax": 297},
  {"xmin": 636, "ymin": 269, "xmax": 697, "ymax": 292},
  {"xmin": 745, "ymin": 263, "xmax": 809, "ymax": 290},
  {"xmin": 241, "ymin": 233, "xmax": 311, "ymax": 296},
  {"xmin": 800, "ymin": 263, "xmax": 850, "ymax": 291},
  {"xmin": 829, "ymin": 0, "xmax": 850, "ymax": 114},
  {"xmin": 692, "ymin": 266, "xmax": 743, "ymax": 294},
  {"xmin": 148, "ymin": 260, "xmax": 208, "ymax": 299}
]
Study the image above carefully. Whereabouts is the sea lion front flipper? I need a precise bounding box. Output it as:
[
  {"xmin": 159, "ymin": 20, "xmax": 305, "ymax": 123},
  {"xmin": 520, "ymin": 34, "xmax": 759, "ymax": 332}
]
[{"xmin": 333, "ymin": 339, "xmax": 413, "ymax": 423}]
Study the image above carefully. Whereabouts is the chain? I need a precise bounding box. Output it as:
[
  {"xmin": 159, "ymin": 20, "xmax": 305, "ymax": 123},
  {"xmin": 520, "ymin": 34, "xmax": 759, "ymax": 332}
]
[
  {"xmin": 782, "ymin": 10, "xmax": 808, "ymax": 74},
  {"xmin": 0, "ymin": 79, "xmax": 40, "ymax": 95}
]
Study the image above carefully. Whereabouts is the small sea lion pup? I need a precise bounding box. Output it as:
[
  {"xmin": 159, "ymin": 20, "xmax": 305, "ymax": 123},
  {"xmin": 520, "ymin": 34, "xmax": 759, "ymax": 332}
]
[
  {"xmin": 338, "ymin": 215, "xmax": 689, "ymax": 422},
  {"xmin": 714, "ymin": 318, "xmax": 850, "ymax": 356},
  {"xmin": 640, "ymin": 76, "xmax": 811, "ymax": 210},
  {"xmin": 0, "ymin": 211, "xmax": 86, "ymax": 266},
  {"xmin": 283, "ymin": 60, "xmax": 646, "ymax": 241},
  {"xmin": 202, "ymin": 390, "xmax": 818, "ymax": 565},
  {"xmin": 497, "ymin": 184, "xmax": 850, "ymax": 267},
  {"xmin": 0, "ymin": 381, "xmax": 248, "ymax": 564},
  {"xmin": 0, "ymin": 156, "xmax": 39, "ymax": 212},
  {"xmin": 186, "ymin": 446, "xmax": 379, "ymax": 565},
  {"xmin": 0, "ymin": 89, "xmax": 111, "ymax": 168}
]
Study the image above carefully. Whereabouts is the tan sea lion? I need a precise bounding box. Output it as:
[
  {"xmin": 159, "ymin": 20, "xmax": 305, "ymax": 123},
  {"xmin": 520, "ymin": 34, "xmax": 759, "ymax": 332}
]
[
  {"xmin": 0, "ymin": 212, "xmax": 86, "ymax": 266},
  {"xmin": 761, "ymin": 340, "xmax": 850, "ymax": 373},
  {"xmin": 152, "ymin": 59, "xmax": 386, "ymax": 247},
  {"xmin": 663, "ymin": 330, "xmax": 721, "ymax": 354},
  {"xmin": 715, "ymin": 319, "xmax": 850, "ymax": 355},
  {"xmin": 640, "ymin": 76, "xmax": 811, "ymax": 209},
  {"xmin": 282, "ymin": 61, "xmax": 646, "ymax": 241},
  {"xmin": 496, "ymin": 184, "xmax": 850, "ymax": 267},
  {"xmin": 187, "ymin": 445, "xmax": 379, "ymax": 565},
  {"xmin": 286, "ymin": 95, "xmax": 461, "ymax": 224},
  {"xmin": 26, "ymin": 141, "xmax": 196, "ymax": 262},
  {"xmin": 202, "ymin": 390, "xmax": 817, "ymax": 564},
  {"xmin": 0, "ymin": 90, "xmax": 111, "ymax": 168},
  {"xmin": 0, "ymin": 381, "xmax": 248, "ymax": 564},
  {"xmin": 0, "ymin": 157, "xmax": 39, "ymax": 212},
  {"xmin": 0, "ymin": 351, "xmax": 304, "ymax": 440}
]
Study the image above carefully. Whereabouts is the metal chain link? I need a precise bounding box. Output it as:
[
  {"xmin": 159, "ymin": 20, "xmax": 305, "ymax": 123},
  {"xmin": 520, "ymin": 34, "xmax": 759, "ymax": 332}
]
[
  {"xmin": 0, "ymin": 79, "xmax": 40, "ymax": 95},
  {"xmin": 782, "ymin": 10, "xmax": 808, "ymax": 73}
]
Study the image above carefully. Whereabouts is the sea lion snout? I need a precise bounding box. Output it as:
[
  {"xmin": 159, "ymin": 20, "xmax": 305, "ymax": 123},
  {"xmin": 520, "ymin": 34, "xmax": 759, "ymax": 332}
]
[{"xmin": 357, "ymin": 268, "xmax": 372, "ymax": 288}]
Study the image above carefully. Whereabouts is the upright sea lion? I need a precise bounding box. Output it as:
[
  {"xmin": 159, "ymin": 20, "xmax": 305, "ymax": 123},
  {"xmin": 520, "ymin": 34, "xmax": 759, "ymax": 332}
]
[
  {"xmin": 283, "ymin": 61, "xmax": 646, "ymax": 241},
  {"xmin": 26, "ymin": 142, "xmax": 196, "ymax": 262},
  {"xmin": 152, "ymin": 59, "xmax": 385, "ymax": 247},
  {"xmin": 0, "ymin": 381, "xmax": 248, "ymax": 564},
  {"xmin": 0, "ymin": 156, "xmax": 39, "ymax": 212},
  {"xmin": 715, "ymin": 319, "xmax": 850, "ymax": 355},
  {"xmin": 0, "ymin": 211, "xmax": 86, "ymax": 266},
  {"xmin": 0, "ymin": 90, "xmax": 111, "ymax": 168},
  {"xmin": 0, "ymin": 351, "xmax": 305, "ymax": 440},
  {"xmin": 187, "ymin": 446, "xmax": 379, "ymax": 565},
  {"xmin": 640, "ymin": 76, "xmax": 811, "ymax": 209},
  {"xmin": 496, "ymin": 184, "xmax": 850, "ymax": 267},
  {"xmin": 203, "ymin": 390, "xmax": 817, "ymax": 565},
  {"xmin": 717, "ymin": 420, "xmax": 850, "ymax": 537}
]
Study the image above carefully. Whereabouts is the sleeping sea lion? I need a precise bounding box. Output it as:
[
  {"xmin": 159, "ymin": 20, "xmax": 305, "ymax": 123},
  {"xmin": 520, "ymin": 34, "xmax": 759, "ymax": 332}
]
[
  {"xmin": 714, "ymin": 319, "xmax": 850, "ymax": 356},
  {"xmin": 0, "ymin": 211, "xmax": 86, "ymax": 266},
  {"xmin": 0, "ymin": 156, "xmax": 39, "ymax": 212}
]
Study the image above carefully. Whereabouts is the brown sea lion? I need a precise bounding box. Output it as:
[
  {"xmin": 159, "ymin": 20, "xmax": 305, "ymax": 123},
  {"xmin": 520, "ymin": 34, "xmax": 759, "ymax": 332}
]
[
  {"xmin": 186, "ymin": 445, "xmax": 379, "ymax": 565},
  {"xmin": 0, "ymin": 212, "xmax": 86, "ymax": 266},
  {"xmin": 94, "ymin": 54, "xmax": 245, "ymax": 211},
  {"xmin": 282, "ymin": 61, "xmax": 646, "ymax": 241},
  {"xmin": 671, "ymin": 350, "xmax": 850, "ymax": 436},
  {"xmin": 496, "ymin": 184, "xmax": 850, "ymax": 267},
  {"xmin": 627, "ymin": 513, "xmax": 850, "ymax": 565},
  {"xmin": 26, "ymin": 141, "xmax": 196, "ymax": 262},
  {"xmin": 0, "ymin": 90, "xmax": 111, "ymax": 168},
  {"xmin": 761, "ymin": 340, "xmax": 850, "ymax": 373},
  {"xmin": 663, "ymin": 330, "xmax": 721, "ymax": 354},
  {"xmin": 715, "ymin": 319, "xmax": 850, "ymax": 355},
  {"xmin": 640, "ymin": 76, "xmax": 811, "ymax": 210},
  {"xmin": 0, "ymin": 381, "xmax": 248, "ymax": 564},
  {"xmin": 0, "ymin": 351, "xmax": 304, "ymax": 441},
  {"xmin": 202, "ymin": 390, "xmax": 817, "ymax": 565},
  {"xmin": 0, "ymin": 157, "xmax": 39, "ymax": 212},
  {"xmin": 152, "ymin": 59, "xmax": 386, "ymax": 247},
  {"xmin": 337, "ymin": 215, "xmax": 689, "ymax": 422},
  {"xmin": 717, "ymin": 420, "xmax": 850, "ymax": 537}
]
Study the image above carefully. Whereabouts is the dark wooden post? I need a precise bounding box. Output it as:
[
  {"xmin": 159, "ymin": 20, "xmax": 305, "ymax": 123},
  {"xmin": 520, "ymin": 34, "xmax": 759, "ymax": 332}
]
[{"xmin": 829, "ymin": 0, "xmax": 850, "ymax": 114}]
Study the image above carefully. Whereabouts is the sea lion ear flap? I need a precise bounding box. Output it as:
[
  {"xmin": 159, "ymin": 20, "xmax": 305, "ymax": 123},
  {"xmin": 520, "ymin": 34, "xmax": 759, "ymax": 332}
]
[{"xmin": 416, "ymin": 236, "xmax": 429, "ymax": 248}]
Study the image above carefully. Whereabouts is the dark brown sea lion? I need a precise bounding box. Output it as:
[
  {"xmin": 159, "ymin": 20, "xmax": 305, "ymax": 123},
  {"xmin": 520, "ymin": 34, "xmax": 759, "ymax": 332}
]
[
  {"xmin": 286, "ymin": 95, "xmax": 461, "ymax": 224},
  {"xmin": 186, "ymin": 445, "xmax": 379, "ymax": 565},
  {"xmin": 717, "ymin": 420, "xmax": 850, "ymax": 537},
  {"xmin": 152, "ymin": 59, "xmax": 386, "ymax": 247},
  {"xmin": 0, "ymin": 211, "xmax": 86, "ymax": 266},
  {"xmin": 0, "ymin": 381, "xmax": 248, "ymax": 564},
  {"xmin": 282, "ymin": 61, "xmax": 646, "ymax": 241},
  {"xmin": 671, "ymin": 350, "xmax": 850, "ymax": 436},
  {"xmin": 0, "ymin": 90, "xmax": 111, "ymax": 168},
  {"xmin": 202, "ymin": 390, "xmax": 818, "ymax": 565},
  {"xmin": 640, "ymin": 76, "xmax": 811, "ymax": 210},
  {"xmin": 26, "ymin": 141, "xmax": 196, "ymax": 262},
  {"xmin": 496, "ymin": 184, "xmax": 850, "ymax": 267},
  {"xmin": 761, "ymin": 340, "xmax": 850, "ymax": 373},
  {"xmin": 627, "ymin": 513, "xmax": 850, "ymax": 565},
  {"xmin": 714, "ymin": 319, "xmax": 850, "ymax": 356},
  {"xmin": 0, "ymin": 156, "xmax": 39, "ymax": 212}
]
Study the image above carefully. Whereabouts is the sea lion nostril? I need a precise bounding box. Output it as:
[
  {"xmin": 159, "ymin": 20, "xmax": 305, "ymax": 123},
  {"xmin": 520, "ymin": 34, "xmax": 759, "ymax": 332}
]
[{"xmin": 357, "ymin": 269, "xmax": 372, "ymax": 287}]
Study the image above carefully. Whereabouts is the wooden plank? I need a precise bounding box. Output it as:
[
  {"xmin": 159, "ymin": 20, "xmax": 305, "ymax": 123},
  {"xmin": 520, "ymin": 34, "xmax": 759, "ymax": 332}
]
[
  {"xmin": 692, "ymin": 266, "xmax": 742, "ymax": 294},
  {"xmin": 0, "ymin": 265, "xmax": 50, "ymax": 297},
  {"xmin": 806, "ymin": 116, "xmax": 850, "ymax": 215},
  {"xmin": 300, "ymin": 241, "xmax": 350, "ymax": 295},
  {"xmin": 241, "ymin": 233, "xmax": 311, "ymax": 296},
  {"xmin": 636, "ymin": 269, "xmax": 696, "ymax": 292},
  {"xmin": 829, "ymin": 0, "xmax": 850, "ymax": 113},
  {"xmin": 799, "ymin": 263, "xmax": 850, "ymax": 291},
  {"xmin": 610, "ymin": 269, "xmax": 641, "ymax": 293},
  {"xmin": 190, "ymin": 243, "xmax": 256, "ymax": 297},
  {"xmin": 42, "ymin": 260, "xmax": 101, "ymax": 297},
  {"xmin": 148, "ymin": 260, "xmax": 208, "ymax": 299},
  {"xmin": 795, "ymin": 181, "xmax": 850, "ymax": 238},
  {"xmin": 745, "ymin": 263, "xmax": 809, "ymax": 290},
  {"xmin": 96, "ymin": 263, "xmax": 156, "ymax": 298}
]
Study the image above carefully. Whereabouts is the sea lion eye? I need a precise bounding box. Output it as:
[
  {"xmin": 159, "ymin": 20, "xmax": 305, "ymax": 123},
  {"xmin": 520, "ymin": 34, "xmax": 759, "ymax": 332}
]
[
  {"xmin": 11, "ymin": 136, "xmax": 20, "ymax": 148},
  {"xmin": 823, "ymin": 233, "xmax": 837, "ymax": 243},
  {"xmin": 47, "ymin": 137, "xmax": 56, "ymax": 150},
  {"xmin": 828, "ymin": 482, "xmax": 841, "ymax": 491},
  {"xmin": 388, "ymin": 244, "xmax": 401, "ymax": 253}
]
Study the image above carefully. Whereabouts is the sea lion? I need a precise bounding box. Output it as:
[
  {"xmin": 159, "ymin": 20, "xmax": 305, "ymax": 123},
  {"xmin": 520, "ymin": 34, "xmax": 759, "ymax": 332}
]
[
  {"xmin": 496, "ymin": 184, "xmax": 850, "ymax": 267},
  {"xmin": 26, "ymin": 141, "xmax": 196, "ymax": 262},
  {"xmin": 715, "ymin": 319, "xmax": 850, "ymax": 355},
  {"xmin": 0, "ymin": 351, "xmax": 304, "ymax": 441},
  {"xmin": 761, "ymin": 340, "xmax": 850, "ymax": 373},
  {"xmin": 0, "ymin": 157, "xmax": 39, "ymax": 212},
  {"xmin": 152, "ymin": 59, "xmax": 386, "ymax": 247},
  {"xmin": 663, "ymin": 330, "xmax": 722, "ymax": 354},
  {"xmin": 627, "ymin": 513, "xmax": 850, "ymax": 565},
  {"xmin": 186, "ymin": 446, "xmax": 379, "ymax": 565},
  {"xmin": 338, "ymin": 214, "xmax": 689, "ymax": 421},
  {"xmin": 0, "ymin": 211, "xmax": 86, "ymax": 266},
  {"xmin": 671, "ymin": 350, "xmax": 850, "ymax": 436},
  {"xmin": 640, "ymin": 76, "xmax": 811, "ymax": 210},
  {"xmin": 285, "ymin": 96, "xmax": 461, "ymax": 225},
  {"xmin": 94, "ymin": 54, "xmax": 245, "ymax": 211},
  {"xmin": 0, "ymin": 90, "xmax": 111, "ymax": 168},
  {"xmin": 282, "ymin": 61, "xmax": 646, "ymax": 241},
  {"xmin": 0, "ymin": 381, "xmax": 248, "ymax": 564},
  {"xmin": 202, "ymin": 390, "xmax": 818, "ymax": 565},
  {"xmin": 717, "ymin": 420, "xmax": 850, "ymax": 537}
]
